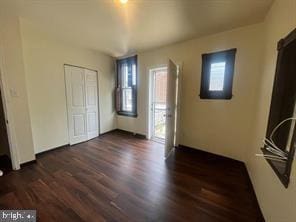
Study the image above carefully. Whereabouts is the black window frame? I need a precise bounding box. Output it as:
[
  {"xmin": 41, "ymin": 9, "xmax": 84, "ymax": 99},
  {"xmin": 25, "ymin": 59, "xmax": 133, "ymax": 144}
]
[
  {"xmin": 200, "ymin": 48, "xmax": 237, "ymax": 100},
  {"xmin": 116, "ymin": 55, "xmax": 138, "ymax": 117}
]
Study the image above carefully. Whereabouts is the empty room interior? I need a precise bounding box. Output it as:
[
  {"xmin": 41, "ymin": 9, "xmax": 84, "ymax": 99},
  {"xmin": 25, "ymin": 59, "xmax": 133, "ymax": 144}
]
[{"xmin": 0, "ymin": 0, "xmax": 296, "ymax": 221}]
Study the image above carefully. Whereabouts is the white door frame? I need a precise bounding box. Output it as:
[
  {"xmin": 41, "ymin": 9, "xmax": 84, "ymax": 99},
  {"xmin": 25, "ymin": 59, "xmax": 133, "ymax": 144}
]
[
  {"xmin": 0, "ymin": 46, "xmax": 20, "ymax": 170},
  {"xmin": 64, "ymin": 64, "xmax": 100, "ymax": 145}
]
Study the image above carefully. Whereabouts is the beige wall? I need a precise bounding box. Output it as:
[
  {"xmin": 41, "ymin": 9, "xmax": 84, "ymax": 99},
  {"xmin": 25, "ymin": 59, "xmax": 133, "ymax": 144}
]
[
  {"xmin": 118, "ymin": 23, "xmax": 264, "ymax": 161},
  {"xmin": 20, "ymin": 19, "xmax": 116, "ymax": 154},
  {"xmin": 0, "ymin": 16, "xmax": 35, "ymax": 164},
  {"xmin": 246, "ymin": 0, "xmax": 296, "ymax": 221}
]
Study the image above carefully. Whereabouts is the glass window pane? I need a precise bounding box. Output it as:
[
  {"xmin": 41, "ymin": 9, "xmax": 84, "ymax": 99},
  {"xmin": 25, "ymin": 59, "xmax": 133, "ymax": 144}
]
[
  {"xmin": 132, "ymin": 64, "xmax": 136, "ymax": 86},
  {"xmin": 122, "ymin": 88, "xmax": 133, "ymax": 112},
  {"xmin": 154, "ymin": 70, "xmax": 167, "ymax": 104},
  {"xmin": 121, "ymin": 64, "xmax": 129, "ymax": 88},
  {"xmin": 209, "ymin": 62, "xmax": 226, "ymax": 91},
  {"xmin": 153, "ymin": 69, "xmax": 167, "ymax": 139}
]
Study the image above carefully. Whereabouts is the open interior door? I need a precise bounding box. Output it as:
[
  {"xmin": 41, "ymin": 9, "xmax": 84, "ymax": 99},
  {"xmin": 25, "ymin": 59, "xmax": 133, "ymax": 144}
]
[{"xmin": 165, "ymin": 60, "xmax": 178, "ymax": 158}]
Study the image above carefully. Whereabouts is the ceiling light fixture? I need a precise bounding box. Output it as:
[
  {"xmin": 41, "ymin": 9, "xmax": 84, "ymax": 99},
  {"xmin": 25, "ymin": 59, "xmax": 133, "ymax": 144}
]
[{"xmin": 120, "ymin": 0, "xmax": 128, "ymax": 4}]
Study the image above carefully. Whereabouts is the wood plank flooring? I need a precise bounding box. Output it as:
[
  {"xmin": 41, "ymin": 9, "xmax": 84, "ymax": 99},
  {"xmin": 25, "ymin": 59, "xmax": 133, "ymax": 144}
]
[{"xmin": 0, "ymin": 130, "xmax": 264, "ymax": 221}]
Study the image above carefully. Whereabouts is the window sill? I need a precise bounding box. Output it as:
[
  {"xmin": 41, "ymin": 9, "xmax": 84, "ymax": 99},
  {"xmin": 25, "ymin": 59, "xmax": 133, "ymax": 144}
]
[
  {"xmin": 117, "ymin": 111, "xmax": 138, "ymax": 118},
  {"xmin": 261, "ymin": 147, "xmax": 289, "ymax": 188},
  {"xmin": 199, "ymin": 94, "xmax": 233, "ymax": 100}
]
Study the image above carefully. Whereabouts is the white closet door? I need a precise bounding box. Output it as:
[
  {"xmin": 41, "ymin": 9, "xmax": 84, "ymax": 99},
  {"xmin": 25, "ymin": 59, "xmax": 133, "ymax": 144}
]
[
  {"xmin": 65, "ymin": 65, "xmax": 99, "ymax": 145},
  {"xmin": 65, "ymin": 65, "xmax": 88, "ymax": 145},
  {"xmin": 85, "ymin": 69, "xmax": 99, "ymax": 140}
]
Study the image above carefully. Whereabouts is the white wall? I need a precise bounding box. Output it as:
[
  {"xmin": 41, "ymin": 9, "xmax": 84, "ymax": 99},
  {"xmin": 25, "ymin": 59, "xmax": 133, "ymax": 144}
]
[
  {"xmin": 20, "ymin": 19, "xmax": 116, "ymax": 154},
  {"xmin": 118, "ymin": 23, "xmax": 264, "ymax": 161},
  {"xmin": 0, "ymin": 16, "xmax": 35, "ymax": 164},
  {"xmin": 246, "ymin": 0, "xmax": 296, "ymax": 221}
]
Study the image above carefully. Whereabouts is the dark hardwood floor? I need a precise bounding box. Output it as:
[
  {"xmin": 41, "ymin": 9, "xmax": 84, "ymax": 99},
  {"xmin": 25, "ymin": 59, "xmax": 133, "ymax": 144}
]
[{"xmin": 0, "ymin": 130, "xmax": 264, "ymax": 222}]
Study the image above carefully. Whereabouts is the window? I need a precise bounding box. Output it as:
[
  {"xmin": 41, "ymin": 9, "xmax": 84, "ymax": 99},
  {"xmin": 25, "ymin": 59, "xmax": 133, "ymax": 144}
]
[
  {"xmin": 200, "ymin": 48, "xmax": 237, "ymax": 99},
  {"xmin": 116, "ymin": 55, "xmax": 137, "ymax": 117},
  {"xmin": 263, "ymin": 28, "xmax": 296, "ymax": 188}
]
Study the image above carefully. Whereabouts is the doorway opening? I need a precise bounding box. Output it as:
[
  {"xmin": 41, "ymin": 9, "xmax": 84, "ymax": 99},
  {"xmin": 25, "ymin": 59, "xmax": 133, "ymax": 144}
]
[
  {"xmin": 148, "ymin": 60, "xmax": 180, "ymax": 158},
  {"xmin": 0, "ymin": 88, "xmax": 12, "ymax": 174},
  {"xmin": 149, "ymin": 67, "xmax": 168, "ymax": 143}
]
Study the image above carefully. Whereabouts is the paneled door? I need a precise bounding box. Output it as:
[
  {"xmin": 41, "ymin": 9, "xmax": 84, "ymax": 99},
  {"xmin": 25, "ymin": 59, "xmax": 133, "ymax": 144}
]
[
  {"xmin": 65, "ymin": 65, "xmax": 99, "ymax": 145},
  {"xmin": 85, "ymin": 69, "xmax": 99, "ymax": 140},
  {"xmin": 164, "ymin": 60, "xmax": 178, "ymax": 158}
]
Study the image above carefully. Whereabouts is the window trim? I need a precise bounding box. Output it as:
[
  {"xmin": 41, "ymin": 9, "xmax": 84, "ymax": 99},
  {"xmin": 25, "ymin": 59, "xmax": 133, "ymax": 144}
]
[
  {"xmin": 199, "ymin": 48, "xmax": 237, "ymax": 100},
  {"xmin": 116, "ymin": 55, "xmax": 138, "ymax": 118}
]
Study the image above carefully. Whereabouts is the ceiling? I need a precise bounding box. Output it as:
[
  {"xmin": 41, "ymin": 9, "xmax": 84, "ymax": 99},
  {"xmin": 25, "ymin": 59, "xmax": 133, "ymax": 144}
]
[{"xmin": 1, "ymin": 0, "xmax": 273, "ymax": 57}]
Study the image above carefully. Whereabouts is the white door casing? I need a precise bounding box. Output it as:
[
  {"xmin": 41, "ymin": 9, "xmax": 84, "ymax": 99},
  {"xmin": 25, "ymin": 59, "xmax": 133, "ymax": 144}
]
[
  {"xmin": 165, "ymin": 60, "xmax": 178, "ymax": 158},
  {"xmin": 65, "ymin": 65, "xmax": 99, "ymax": 145}
]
